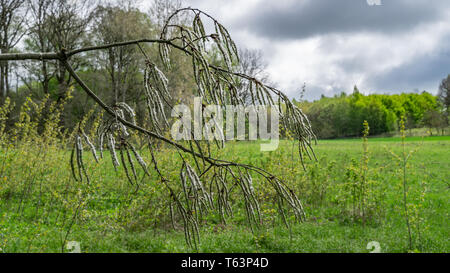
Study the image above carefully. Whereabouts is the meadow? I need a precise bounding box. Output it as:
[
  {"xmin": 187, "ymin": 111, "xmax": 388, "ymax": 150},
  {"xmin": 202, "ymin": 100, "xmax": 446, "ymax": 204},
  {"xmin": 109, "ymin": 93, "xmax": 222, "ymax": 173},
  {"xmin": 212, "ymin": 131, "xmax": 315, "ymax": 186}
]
[
  {"xmin": 0, "ymin": 134, "xmax": 448, "ymax": 253},
  {"xmin": 1, "ymin": 0, "xmax": 448, "ymax": 255}
]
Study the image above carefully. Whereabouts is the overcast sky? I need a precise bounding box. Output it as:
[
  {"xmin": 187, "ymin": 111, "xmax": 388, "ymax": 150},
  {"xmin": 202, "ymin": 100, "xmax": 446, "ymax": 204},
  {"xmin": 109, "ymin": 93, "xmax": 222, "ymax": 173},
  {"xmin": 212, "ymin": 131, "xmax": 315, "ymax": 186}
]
[{"xmin": 177, "ymin": 0, "xmax": 450, "ymax": 100}]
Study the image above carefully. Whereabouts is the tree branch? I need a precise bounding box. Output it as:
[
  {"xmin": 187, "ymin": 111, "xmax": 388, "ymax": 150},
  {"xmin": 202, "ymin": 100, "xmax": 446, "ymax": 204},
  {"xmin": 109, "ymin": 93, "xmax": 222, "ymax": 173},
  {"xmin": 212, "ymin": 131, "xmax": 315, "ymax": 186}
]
[
  {"xmin": 0, "ymin": 52, "xmax": 59, "ymax": 61},
  {"xmin": 61, "ymin": 58, "xmax": 276, "ymax": 178}
]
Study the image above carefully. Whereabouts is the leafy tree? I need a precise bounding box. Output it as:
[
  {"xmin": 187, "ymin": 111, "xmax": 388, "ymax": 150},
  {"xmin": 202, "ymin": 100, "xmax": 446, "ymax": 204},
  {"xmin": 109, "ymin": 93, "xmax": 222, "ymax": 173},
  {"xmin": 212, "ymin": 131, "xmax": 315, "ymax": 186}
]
[
  {"xmin": 94, "ymin": 4, "xmax": 153, "ymax": 105},
  {"xmin": 438, "ymin": 75, "xmax": 450, "ymax": 117},
  {"xmin": 24, "ymin": 0, "xmax": 95, "ymax": 100},
  {"xmin": 295, "ymin": 91, "xmax": 441, "ymax": 139},
  {"xmin": 0, "ymin": 0, "xmax": 26, "ymax": 99},
  {"xmin": 423, "ymin": 109, "xmax": 447, "ymax": 135}
]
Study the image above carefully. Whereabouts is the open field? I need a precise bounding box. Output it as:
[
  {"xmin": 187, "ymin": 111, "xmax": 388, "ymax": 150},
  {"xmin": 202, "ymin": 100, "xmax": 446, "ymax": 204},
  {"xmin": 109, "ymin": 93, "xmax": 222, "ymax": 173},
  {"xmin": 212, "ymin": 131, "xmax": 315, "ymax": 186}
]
[
  {"xmin": 0, "ymin": 136, "xmax": 448, "ymax": 253},
  {"xmin": 1, "ymin": 0, "xmax": 449, "ymax": 257}
]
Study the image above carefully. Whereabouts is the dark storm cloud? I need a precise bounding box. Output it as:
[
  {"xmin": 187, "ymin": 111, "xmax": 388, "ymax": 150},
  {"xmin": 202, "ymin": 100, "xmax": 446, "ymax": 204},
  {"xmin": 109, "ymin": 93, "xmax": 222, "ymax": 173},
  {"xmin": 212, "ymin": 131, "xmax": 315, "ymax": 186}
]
[
  {"xmin": 182, "ymin": 0, "xmax": 450, "ymax": 98},
  {"xmin": 241, "ymin": 0, "xmax": 449, "ymax": 40},
  {"xmin": 368, "ymin": 44, "xmax": 450, "ymax": 93}
]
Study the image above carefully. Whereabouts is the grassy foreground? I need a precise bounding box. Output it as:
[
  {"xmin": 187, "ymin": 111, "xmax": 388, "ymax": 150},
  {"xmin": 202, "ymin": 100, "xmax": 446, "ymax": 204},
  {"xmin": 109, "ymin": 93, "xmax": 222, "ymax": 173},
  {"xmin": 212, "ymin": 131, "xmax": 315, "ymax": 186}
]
[{"xmin": 0, "ymin": 136, "xmax": 448, "ymax": 253}]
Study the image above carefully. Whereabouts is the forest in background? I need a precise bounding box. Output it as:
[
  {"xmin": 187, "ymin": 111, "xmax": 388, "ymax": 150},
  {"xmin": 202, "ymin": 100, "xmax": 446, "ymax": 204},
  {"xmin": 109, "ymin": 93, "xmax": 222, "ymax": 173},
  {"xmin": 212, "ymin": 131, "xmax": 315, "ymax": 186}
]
[
  {"xmin": 1, "ymin": 1, "xmax": 449, "ymax": 140},
  {"xmin": 295, "ymin": 85, "xmax": 449, "ymax": 139},
  {"xmin": 1, "ymin": 0, "xmax": 206, "ymax": 135}
]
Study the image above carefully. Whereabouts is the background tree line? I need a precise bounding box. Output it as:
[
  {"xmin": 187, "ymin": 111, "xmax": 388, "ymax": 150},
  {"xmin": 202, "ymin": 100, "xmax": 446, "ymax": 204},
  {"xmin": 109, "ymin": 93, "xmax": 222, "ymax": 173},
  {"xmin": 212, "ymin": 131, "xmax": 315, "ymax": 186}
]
[
  {"xmin": 0, "ymin": 0, "xmax": 195, "ymax": 130},
  {"xmin": 0, "ymin": 0, "xmax": 448, "ymax": 139},
  {"xmin": 294, "ymin": 81, "xmax": 450, "ymax": 139},
  {"xmin": 0, "ymin": 0, "xmax": 269, "ymax": 135}
]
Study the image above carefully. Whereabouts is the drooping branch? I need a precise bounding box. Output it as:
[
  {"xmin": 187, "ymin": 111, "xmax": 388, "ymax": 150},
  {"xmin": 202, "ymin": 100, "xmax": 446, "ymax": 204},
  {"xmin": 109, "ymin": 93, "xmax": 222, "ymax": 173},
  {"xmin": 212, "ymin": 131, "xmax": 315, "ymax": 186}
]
[
  {"xmin": 1, "ymin": 37, "xmax": 316, "ymax": 160},
  {"xmin": 1, "ymin": 7, "xmax": 315, "ymax": 249}
]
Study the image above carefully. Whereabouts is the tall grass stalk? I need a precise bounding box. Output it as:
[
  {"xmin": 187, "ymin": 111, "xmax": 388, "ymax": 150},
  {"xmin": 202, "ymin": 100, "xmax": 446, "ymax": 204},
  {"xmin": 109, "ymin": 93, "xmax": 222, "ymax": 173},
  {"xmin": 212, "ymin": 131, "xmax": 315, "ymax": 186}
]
[
  {"xmin": 360, "ymin": 120, "xmax": 369, "ymax": 224},
  {"xmin": 400, "ymin": 117, "xmax": 413, "ymax": 250}
]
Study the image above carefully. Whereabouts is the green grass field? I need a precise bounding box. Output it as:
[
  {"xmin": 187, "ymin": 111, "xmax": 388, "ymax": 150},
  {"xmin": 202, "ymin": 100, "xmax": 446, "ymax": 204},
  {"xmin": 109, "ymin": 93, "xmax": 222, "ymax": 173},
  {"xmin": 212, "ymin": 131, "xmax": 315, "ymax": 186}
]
[{"xmin": 0, "ymin": 136, "xmax": 448, "ymax": 253}]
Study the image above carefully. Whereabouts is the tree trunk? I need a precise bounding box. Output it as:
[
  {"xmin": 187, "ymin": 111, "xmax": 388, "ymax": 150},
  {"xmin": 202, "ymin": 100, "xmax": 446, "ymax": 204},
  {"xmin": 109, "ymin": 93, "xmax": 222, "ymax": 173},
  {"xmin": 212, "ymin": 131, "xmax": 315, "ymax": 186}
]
[
  {"xmin": 0, "ymin": 63, "xmax": 4, "ymax": 100},
  {"xmin": 41, "ymin": 61, "xmax": 50, "ymax": 94},
  {"xmin": 56, "ymin": 62, "xmax": 69, "ymax": 104},
  {"xmin": 5, "ymin": 62, "xmax": 9, "ymax": 97}
]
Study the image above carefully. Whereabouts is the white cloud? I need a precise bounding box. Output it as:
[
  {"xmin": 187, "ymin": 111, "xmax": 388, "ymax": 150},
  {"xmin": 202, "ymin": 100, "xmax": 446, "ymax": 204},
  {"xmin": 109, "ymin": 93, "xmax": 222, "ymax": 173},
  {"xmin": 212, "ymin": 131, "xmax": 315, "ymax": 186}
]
[{"xmin": 179, "ymin": 0, "xmax": 450, "ymax": 100}]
